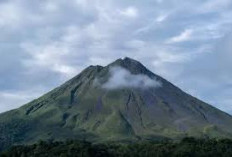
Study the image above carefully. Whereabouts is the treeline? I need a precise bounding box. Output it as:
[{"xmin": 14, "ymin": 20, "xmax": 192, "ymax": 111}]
[{"xmin": 1, "ymin": 137, "xmax": 232, "ymax": 157}]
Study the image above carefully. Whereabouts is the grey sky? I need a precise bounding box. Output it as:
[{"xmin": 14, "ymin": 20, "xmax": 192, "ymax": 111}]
[{"xmin": 0, "ymin": 0, "xmax": 232, "ymax": 114}]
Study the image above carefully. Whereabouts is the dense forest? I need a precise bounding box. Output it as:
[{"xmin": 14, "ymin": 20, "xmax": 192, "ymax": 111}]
[{"xmin": 1, "ymin": 138, "xmax": 232, "ymax": 157}]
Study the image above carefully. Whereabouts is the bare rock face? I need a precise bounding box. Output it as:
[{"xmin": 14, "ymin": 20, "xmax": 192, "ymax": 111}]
[{"xmin": 1, "ymin": 57, "xmax": 232, "ymax": 150}]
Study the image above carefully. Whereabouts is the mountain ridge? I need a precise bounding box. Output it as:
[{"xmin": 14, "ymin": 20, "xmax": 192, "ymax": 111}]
[{"xmin": 1, "ymin": 57, "xmax": 232, "ymax": 151}]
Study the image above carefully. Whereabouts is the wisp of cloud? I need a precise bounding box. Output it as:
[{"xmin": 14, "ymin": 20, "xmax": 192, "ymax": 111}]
[{"xmin": 100, "ymin": 66, "xmax": 162, "ymax": 89}]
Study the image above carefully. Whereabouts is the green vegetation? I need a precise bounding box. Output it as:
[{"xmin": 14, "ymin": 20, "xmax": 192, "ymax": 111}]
[{"xmin": 2, "ymin": 138, "xmax": 232, "ymax": 157}]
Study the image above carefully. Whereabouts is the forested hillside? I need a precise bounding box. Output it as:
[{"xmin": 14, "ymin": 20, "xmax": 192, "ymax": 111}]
[{"xmin": 2, "ymin": 138, "xmax": 232, "ymax": 157}]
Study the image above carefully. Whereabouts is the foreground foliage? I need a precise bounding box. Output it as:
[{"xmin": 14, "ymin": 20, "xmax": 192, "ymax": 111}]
[{"xmin": 1, "ymin": 138, "xmax": 232, "ymax": 157}]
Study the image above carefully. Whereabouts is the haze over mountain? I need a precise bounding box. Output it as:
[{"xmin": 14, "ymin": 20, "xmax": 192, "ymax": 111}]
[{"xmin": 1, "ymin": 57, "xmax": 232, "ymax": 150}]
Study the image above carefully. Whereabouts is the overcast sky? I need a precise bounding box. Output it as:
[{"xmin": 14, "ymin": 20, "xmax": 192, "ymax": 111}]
[{"xmin": 0, "ymin": 0, "xmax": 232, "ymax": 114}]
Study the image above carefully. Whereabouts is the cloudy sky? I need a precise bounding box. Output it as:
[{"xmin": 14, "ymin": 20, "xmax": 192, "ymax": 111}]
[{"xmin": 0, "ymin": 0, "xmax": 232, "ymax": 114}]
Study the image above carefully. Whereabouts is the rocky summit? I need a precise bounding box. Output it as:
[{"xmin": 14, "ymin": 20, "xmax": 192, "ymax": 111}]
[{"xmin": 1, "ymin": 57, "xmax": 232, "ymax": 150}]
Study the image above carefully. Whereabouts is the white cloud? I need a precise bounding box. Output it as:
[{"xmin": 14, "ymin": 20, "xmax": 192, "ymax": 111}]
[
  {"xmin": 167, "ymin": 29, "xmax": 193, "ymax": 43},
  {"xmin": 75, "ymin": 0, "xmax": 88, "ymax": 8},
  {"xmin": 153, "ymin": 51, "xmax": 189, "ymax": 66},
  {"xmin": 0, "ymin": 2, "xmax": 23, "ymax": 28},
  {"xmin": 43, "ymin": 1, "xmax": 59, "ymax": 12},
  {"xmin": 21, "ymin": 41, "xmax": 79, "ymax": 78},
  {"xmin": 200, "ymin": 0, "xmax": 232, "ymax": 12},
  {"xmin": 100, "ymin": 66, "xmax": 162, "ymax": 89},
  {"xmin": 126, "ymin": 40, "xmax": 146, "ymax": 49},
  {"xmin": 119, "ymin": 6, "xmax": 138, "ymax": 18},
  {"xmin": 156, "ymin": 0, "xmax": 163, "ymax": 3},
  {"xmin": 156, "ymin": 14, "xmax": 168, "ymax": 23},
  {"xmin": 53, "ymin": 64, "xmax": 77, "ymax": 76}
]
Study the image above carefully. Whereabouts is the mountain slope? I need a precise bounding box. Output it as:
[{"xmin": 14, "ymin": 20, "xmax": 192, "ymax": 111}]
[{"xmin": 1, "ymin": 57, "xmax": 232, "ymax": 150}]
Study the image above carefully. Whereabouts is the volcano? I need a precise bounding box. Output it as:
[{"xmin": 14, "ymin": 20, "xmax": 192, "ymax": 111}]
[{"xmin": 1, "ymin": 57, "xmax": 232, "ymax": 150}]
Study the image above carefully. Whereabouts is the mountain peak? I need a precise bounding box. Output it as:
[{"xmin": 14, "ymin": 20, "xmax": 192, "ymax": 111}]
[
  {"xmin": 108, "ymin": 57, "xmax": 153, "ymax": 76},
  {"xmin": 112, "ymin": 57, "xmax": 141, "ymax": 66}
]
